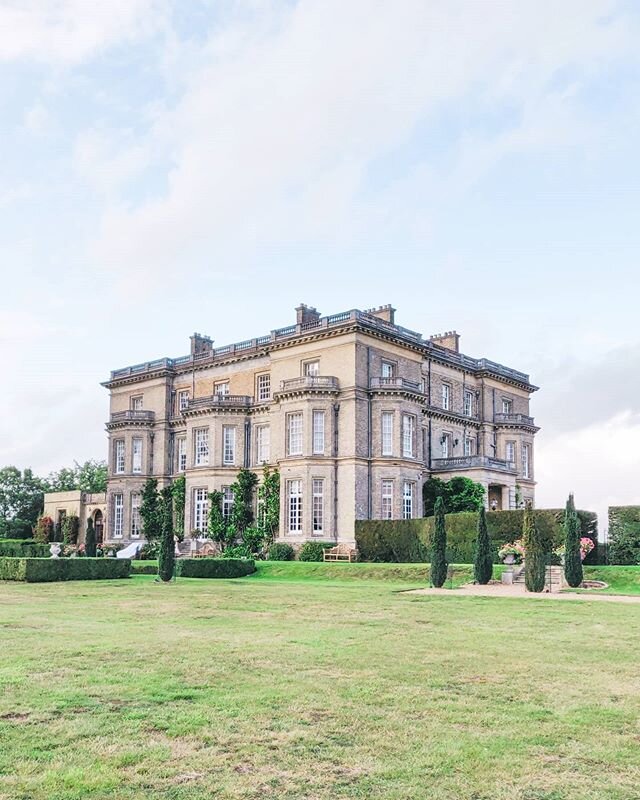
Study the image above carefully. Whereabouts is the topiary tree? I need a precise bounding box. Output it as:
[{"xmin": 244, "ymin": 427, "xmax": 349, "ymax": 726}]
[
  {"xmin": 85, "ymin": 517, "xmax": 97, "ymax": 557},
  {"xmin": 563, "ymin": 493, "xmax": 583, "ymax": 587},
  {"xmin": 268, "ymin": 542, "xmax": 295, "ymax": 561},
  {"xmin": 172, "ymin": 475, "xmax": 186, "ymax": 542},
  {"xmin": 140, "ymin": 479, "xmax": 161, "ymax": 542},
  {"xmin": 474, "ymin": 505, "xmax": 493, "ymax": 584},
  {"xmin": 34, "ymin": 515, "xmax": 54, "ymax": 543},
  {"xmin": 157, "ymin": 486, "xmax": 175, "ymax": 583},
  {"xmin": 62, "ymin": 515, "xmax": 80, "ymax": 545},
  {"xmin": 523, "ymin": 503, "xmax": 546, "ymax": 592},
  {"xmin": 430, "ymin": 496, "xmax": 448, "ymax": 587}
]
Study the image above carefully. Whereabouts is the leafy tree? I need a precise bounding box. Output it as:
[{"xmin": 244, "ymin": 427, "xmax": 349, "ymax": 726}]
[
  {"xmin": 157, "ymin": 487, "xmax": 175, "ymax": 582},
  {"xmin": 85, "ymin": 517, "xmax": 97, "ymax": 557},
  {"xmin": 524, "ymin": 503, "xmax": 546, "ymax": 592},
  {"xmin": 257, "ymin": 466, "xmax": 280, "ymax": 546},
  {"xmin": 172, "ymin": 476, "xmax": 186, "ymax": 542},
  {"xmin": 140, "ymin": 479, "xmax": 162, "ymax": 541},
  {"xmin": 609, "ymin": 521, "xmax": 640, "ymax": 566},
  {"xmin": 230, "ymin": 469, "xmax": 258, "ymax": 536},
  {"xmin": 207, "ymin": 490, "xmax": 229, "ymax": 546},
  {"xmin": 474, "ymin": 505, "xmax": 493, "ymax": 584},
  {"xmin": 563, "ymin": 493, "xmax": 583, "ymax": 587},
  {"xmin": 46, "ymin": 460, "xmax": 108, "ymax": 494},
  {"xmin": 0, "ymin": 467, "xmax": 45, "ymax": 527},
  {"xmin": 423, "ymin": 476, "xmax": 485, "ymax": 517},
  {"xmin": 430, "ymin": 496, "xmax": 448, "ymax": 588}
]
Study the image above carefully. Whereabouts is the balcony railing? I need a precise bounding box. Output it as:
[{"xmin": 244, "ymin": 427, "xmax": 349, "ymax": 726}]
[
  {"xmin": 109, "ymin": 410, "xmax": 155, "ymax": 423},
  {"xmin": 494, "ymin": 413, "xmax": 536, "ymax": 426},
  {"xmin": 186, "ymin": 395, "xmax": 253, "ymax": 411},
  {"xmin": 279, "ymin": 376, "xmax": 339, "ymax": 392},
  {"xmin": 431, "ymin": 456, "xmax": 516, "ymax": 473},
  {"xmin": 369, "ymin": 376, "xmax": 424, "ymax": 393}
]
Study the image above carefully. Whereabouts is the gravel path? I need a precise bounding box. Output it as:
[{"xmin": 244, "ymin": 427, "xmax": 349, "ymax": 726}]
[{"xmin": 405, "ymin": 584, "xmax": 640, "ymax": 603}]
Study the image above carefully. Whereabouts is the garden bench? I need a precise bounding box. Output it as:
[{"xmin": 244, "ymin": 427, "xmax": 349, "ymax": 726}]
[
  {"xmin": 323, "ymin": 544, "xmax": 357, "ymax": 562},
  {"xmin": 193, "ymin": 541, "xmax": 218, "ymax": 558}
]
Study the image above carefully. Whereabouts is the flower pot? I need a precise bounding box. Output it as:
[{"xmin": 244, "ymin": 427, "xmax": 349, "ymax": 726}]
[
  {"xmin": 49, "ymin": 543, "xmax": 61, "ymax": 559},
  {"xmin": 503, "ymin": 553, "xmax": 515, "ymax": 565}
]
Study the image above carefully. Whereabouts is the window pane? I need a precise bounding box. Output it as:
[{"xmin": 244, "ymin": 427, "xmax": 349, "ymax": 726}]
[
  {"xmin": 288, "ymin": 480, "xmax": 302, "ymax": 532},
  {"xmin": 382, "ymin": 412, "xmax": 393, "ymax": 456},
  {"xmin": 288, "ymin": 413, "xmax": 303, "ymax": 455},
  {"xmin": 381, "ymin": 480, "xmax": 393, "ymax": 519},
  {"xmin": 223, "ymin": 426, "xmax": 236, "ymax": 465},
  {"xmin": 312, "ymin": 479, "xmax": 324, "ymax": 533},
  {"xmin": 312, "ymin": 410, "xmax": 325, "ymax": 455}
]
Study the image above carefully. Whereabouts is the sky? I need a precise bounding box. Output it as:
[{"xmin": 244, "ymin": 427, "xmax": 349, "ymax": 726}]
[{"xmin": 1, "ymin": 0, "xmax": 639, "ymax": 530}]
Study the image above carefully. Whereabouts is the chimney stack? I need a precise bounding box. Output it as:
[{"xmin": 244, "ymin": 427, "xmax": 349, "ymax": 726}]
[
  {"xmin": 190, "ymin": 332, "xmax": 213, "ymax": 357},
  {"xmin": 295, "ymin": 304, "xmax": 321, "ymax": 325},
  {"xmin": 430, "ymin": 331, "xmax": 460, "ymax": 352},
  {"xmin": 364, "ymin": 304, "xmax": 396, "ymax": 324}
]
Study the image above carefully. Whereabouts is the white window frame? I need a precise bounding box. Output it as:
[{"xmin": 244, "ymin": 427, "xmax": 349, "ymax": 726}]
[
  {"xmin": 215, "ymin": 381, "xmax": 230, "ymax": 396},
  {"xmin": 177, "ymin": 437, "xmax": 187, "ymax": 472},
  {"xmin": 130, "ymin": 492, "xmax": 141, "ymax": 538},
  {"xmin": 381, "ymin": 480, "xmax": 393, "ymax": 520},
  {"xmin": 222, "ymin": 486, "xmax": 234, "ymax": 520},
  {"xmin": 522, "ymin": 444, "xmax": 531, "ymax": 479},
  {"xmin": 287, "ymin": 412, "xmax": 303, "ymax": 456},
  {"xmin": 505, "ymin": 441, "xmax": 516, "ymax": 464},
  {"xmin": 312, "ymin": 478, "xmax": 324, "ymax": 535},
  {"xmin": 256, "ymin": 425, "xmax": 270, "ymax": 464},
  {"xmin": 402, "ymin": 481, "xmax": 414, "ymax": 520},
  {"xmin": 464, "ymin": 390, "xmax": 474, "ymax": 417},
  {"xmin": 223, "ymin": 426, "xmax": 236, "ymax": 465},
  {"xmin": 442, "ymin": 383, "xmax": 451, "ymax": 411},
  {"xmin": 193, "ymin": 488, "xmax": 209, "ymax": 532},
  {"xmin": 381, "ymin": 361, "xmax": 395, "ymax": 379},
  {"xmin": 113, "ymin": 493, "xmax": 124, "ymax": 538},
  {"xmin": 114, "ymin": 439, "xmax": 125, "ymax": 474},
  {"xmin": 464, "ymin": 436, "xmax": 475, "ymax": 456},
  {"xmin": 502, "ymin": 398, "xmax": 513, "ymax": 415},
  {"xmin": 402, "ymin": 414, "xmax": 415, "ymax": 458},
  {"xmin": 194, "ymin": 428, "xmax": 209, "ymax": 466},
  {"xmin": 131, "ymin": 395, "xmax": 143, "ymax": 411},
  {"xmin": 287, "ymin": 479, "xmax": 302, "ymax": 533},
  {"xmin": 257, "ymin": 373, "xmax": 271, "ymax": 402},
  {"xmin": 381, "ymin": 411, "xmax": 393, "ymax": 456},
  {"xmin": 178, "ymin": 390, "xmax": 190, "ymax": 412},
  {"xmin": 441, "ymin": 432, "xmax": 451, "ymax": 459},
  {"xmin": 303, "ymin": 360, "xmax": 319, "ymax": 377},
  {"xmin": 312, "ymin": 410, "xmax": 325, "ymax": 455},
  {"xmin": 132, "ymin": 437, "xmax": 143, "ymax": 474}
]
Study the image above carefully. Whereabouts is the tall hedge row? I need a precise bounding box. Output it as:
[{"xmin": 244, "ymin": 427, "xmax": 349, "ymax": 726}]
[
  {"xmin": 0, "ymin": 557, "xmax": 131, "ymax": 582},
  {"xmin": 355, "ymin": 509, "xmax": 598, "ymax": 564},
  {"xmin": 608, "ymin": 506, "xmax": 640, "ymax": 565},
  {"xmin": 0, "ymin": 539, "xmax": 50, "ymax": 558},
  {"xmin": 176, "ymin": 558, "xmax": 256, "ymax": 578}
]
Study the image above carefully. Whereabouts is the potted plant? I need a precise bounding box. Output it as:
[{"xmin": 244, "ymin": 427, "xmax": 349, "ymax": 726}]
[{"xmin": 498, "ymin": 541, "xmax": 525, "ymax": 565}]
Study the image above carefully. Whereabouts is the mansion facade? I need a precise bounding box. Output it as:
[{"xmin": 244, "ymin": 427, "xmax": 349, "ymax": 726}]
[{"xmin": 103, "ymin": 304, "xmax": 539, "ymax": 545}]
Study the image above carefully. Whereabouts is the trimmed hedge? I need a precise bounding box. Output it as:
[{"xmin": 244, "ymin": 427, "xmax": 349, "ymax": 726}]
[
  {"xmin": 355, "ymin": 509, "xmax": 599, "ymax": 564},
  {"xmin": 0, "ymin": 557, "xmax": 131, "ymax": 582},
  {"xmin": 268, "ymin": 543, "xmax": 295, "ymax": 561},
  {"xmin": 176, "ymin": 558, "xmax": 256, "ymax": 578},
  {"xmin": 298, "ymin": 541, "xmax": 336, "ymax": 562},
  {"xmin": 0, "ymin": 539, "xmax": 50, "ymax": 558},
  {"xmin": 608, "ymin": 506, "xmax": 640, "ymax": 565}
]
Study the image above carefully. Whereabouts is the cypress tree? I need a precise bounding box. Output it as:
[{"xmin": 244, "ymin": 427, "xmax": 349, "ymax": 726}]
[
  {"xmin": 85, "ymin": 517, "xmax": 97, "ymax": 557},
  {"xmin": 474, "ymin": 505, "xmax": 493, "ymax": 584},
  {"xmin": 430, "ymin": 496, "xmax": 448, "ymax": 588},
  {"xmin": 140, "ymin": 478, "xmax": 162, "ymax": 541},
  {"xmin": 157, "ymin": 487, "xmax": 175, "ymax": 583},
  {"xmin": 563, "ymin": 493, "xmax": 583, "ymax": 588},
  {"xmin": 523, "ymin": 503, "xmax": 546, "ymax": 592}
]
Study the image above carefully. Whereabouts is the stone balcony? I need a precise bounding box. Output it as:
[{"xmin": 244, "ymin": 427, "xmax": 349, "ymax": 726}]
[
  {"xmin": 369, "ymin": 376, "xmax": 424, "ymax": 392},
  {"xmin": 431, "ymin": 455, "xmax": 516, "ymax": 474},
  {"xmin": 107, "ymin": 410, "xmax": 155, "ymax": 429},
  {"xmin": 276, "ymin": 376, "xmax": 340, "ymax": 398},
  {"xmin": 185, "ymin": 395, "xmax": 253, "ymax": 413},
  {"xmin": 493, "ymin": 413, "xmax": 537, "ymax": 429}
]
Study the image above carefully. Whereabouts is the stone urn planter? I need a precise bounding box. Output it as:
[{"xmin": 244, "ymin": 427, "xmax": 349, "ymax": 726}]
[
  {"xmin": 49, "ymin": 543, "xmax": 62, "ymax": 559},
  {"xmin": 503, "ymin": 553, "xmax": 516, "ymax": 566}
]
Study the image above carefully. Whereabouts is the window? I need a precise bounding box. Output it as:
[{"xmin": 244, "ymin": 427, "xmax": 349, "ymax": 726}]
[
  {"xmin": 130, "ymin": 493, "xmax": 141, "ymax": 538},
  {"xmin": 222, "ymin": 487, "xmax": 234, "ymax": 520},
  {"xmin": 502, "ymin": 398, "xmax": 513, "ymax": 415},
  {"xmin": 312, "ymin": 479, "xmax": 324, "ymax": 534},
  {"xmin": 441, "ymin": 433, "xmax": 451, "ymax": 458},
  {"xmin": 113, "ymin": 494, "xmax": 123, "ymax": 538},
  {"xmin": 464, "ymin": 390, "xmax": 475, "ymax": 417},
  {"xmin": 402, "ymin": 481, "xmax": 414, "ymax": 520},
  {"xmin": 303, "ymin": 360, "xmax": 319, "ymax": 377},
  {"xmin": 381, "ymin": 480, "xmax": 393, "ymax": 519},
  {"xmin": 402, "ymin": 414, "xmax": 415, "ymax": 458},
  {"xmin": 464, "ymin": 436, "xmax": 475, "ymax": 456},
  {"xmin": 381, "ymin": 412, "xmax": 393, "ymax": 456},
  {"xmin": 312, "ymin": 410, "xmax": 325, "ymax": 455},
  {"xmin": 114, "ymin": 440, "xmax": 125, "ymax": 474},
  {"xmin": 177, "ymin": 438, "xmax": 187, "ymax": 472},
  {"xmin": 178, "ymin": 390, "xmax": 190, "ymax": 412},
  {"xmin": 287, "ymin": 413, "xmax": 303, "ymax": 456},
  {"xmin": 194, "ymin": 428, "xmax": 209, "ymax": 466},
  {"xmin": 257, "ymin": 374, "xmax": 271, "ymax": 402},
  {"xmin": 287, "ymin": 480, "xmax": 302, "ymax": 532},
  {"xmin": 256, "ymin": 426, "xmax": 270, "ymax": 464},
  {"xmin": 215, "ymin": 381, "xmax": 229, "ymax": 396},
  {"xmin": 381, "ymin": 361, "xmax": 395, "ymax": 379},
  {"xmin": 223, "ymin": 426, "xmax": 236, "ymax": 465},
  {"xmin": 193, "ymin": 488, "xmax": 209, "ymax": 532},
  {"xmin": 505, "ymin": 441, "xmax": 516, "ymax": 464},
  {"xmin": 131, "ymin": 395, "xmax": 143, "ymax": 410},
  {"xmin": 442, "ymin": 384, "xmax": 451, "ymax": 411},
  {"xmin": 132, "ymin": 438, "xmax": 142, "ymax": 473},
  {"xmin": 522, "ymin": 444, "xmax": 531, "ymax": 478}
]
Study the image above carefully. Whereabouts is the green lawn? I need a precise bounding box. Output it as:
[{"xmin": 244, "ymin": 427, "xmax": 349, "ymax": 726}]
[{"xmin": 2, "ymin": 570, "xmax": 640, "ymax": 799}]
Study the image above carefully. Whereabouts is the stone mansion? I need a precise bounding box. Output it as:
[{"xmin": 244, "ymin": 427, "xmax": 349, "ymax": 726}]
[{"xmin": 103, "ymin": 304, "xmax": 539, "ymax": 545}]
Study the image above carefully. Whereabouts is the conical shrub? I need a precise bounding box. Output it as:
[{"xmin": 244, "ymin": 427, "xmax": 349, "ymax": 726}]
[
  {"xmin": 523, "ymin": 503, "xmax": 546, "ymax": 592},
  {"xmin": 474, "ymin": 505, "xmax": 493, "ymax": 584},
  {"xmin": 564, "ymin": 493, "xmax": 583, "ymax": 588},
  {"xmin": 430, "ymin": 496, "xmax": 448, "ymax": 588},
  {"xmin": 157, "ymin": 487, "xmax": 175, "ymax": 583}
]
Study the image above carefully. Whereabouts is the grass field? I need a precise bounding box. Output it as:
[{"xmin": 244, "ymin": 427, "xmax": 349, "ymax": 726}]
[{"xmin": 2, "ymin": 567, "xmax": 640, "ymax": 799}]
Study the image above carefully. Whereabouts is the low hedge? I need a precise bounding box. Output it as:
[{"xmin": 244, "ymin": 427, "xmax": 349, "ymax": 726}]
[
  {"xmin": 0, "ymin": 557, "xmax": 131, "ymax": 582},
  {"xmin": 176, "ymin": 558, "xmax": 256, "ymax": 578},
  {"xmin": 0, "ymin": 539, "xmax": 50, "ymax": 558},
  {"xmin": 298, "ymin": 541, "xmax": 337, "ymax": 562},
  {"xmin": 356, "ymin": 509, "xmax": 599, "ymax": 564}
]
